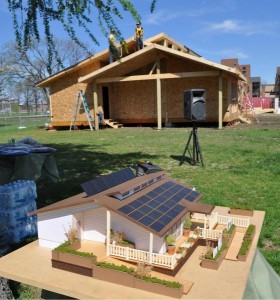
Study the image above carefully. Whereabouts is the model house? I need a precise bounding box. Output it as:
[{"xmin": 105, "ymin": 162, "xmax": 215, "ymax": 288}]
[
  {"xmin": 37, "ymin": 33, "xmax": 246, "ymax": 129},
  {"xmin": 30, "ymin": 168, "xmax": 252, "ymax": 274}
]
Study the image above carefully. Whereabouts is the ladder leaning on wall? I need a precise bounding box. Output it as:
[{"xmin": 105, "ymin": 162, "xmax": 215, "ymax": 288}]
[{"xmin": 69, "ymin": 90, "xmax": 95, "ymax": 131}]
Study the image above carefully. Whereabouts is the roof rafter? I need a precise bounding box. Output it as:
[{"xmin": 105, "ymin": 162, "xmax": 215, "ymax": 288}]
[{"xmin": 95, "ymin": 71, "xmax": 219, "ymax": 84}]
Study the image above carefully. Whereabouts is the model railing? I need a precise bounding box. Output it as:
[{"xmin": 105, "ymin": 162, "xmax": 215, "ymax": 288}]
[
  {"xmin": 108, "ymin": 244, "xmax": 176, "ymax": 269},
  {"xmin": 192, "ymin": 213, "xmax": 250, "ymax": 228},
  {"xmin": 191, "ymin": 213, "xmax": 205, "ymax": 220},
  {"xmin": 209, "ymin": 212, "xmax": 218, "ymax": 229},
  {"xmin": 200, "ymin": 228, "xmax": 223, "ymax": 240},
  {"xmin": 217, "ymin": 215, "xmax": 249, "ymax": 228}
]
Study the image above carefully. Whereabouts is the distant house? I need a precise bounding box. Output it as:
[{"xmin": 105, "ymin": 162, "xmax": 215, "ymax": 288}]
[{"xmin": 37, "ymin": 33, "xmax": 246, "ymax": 129}]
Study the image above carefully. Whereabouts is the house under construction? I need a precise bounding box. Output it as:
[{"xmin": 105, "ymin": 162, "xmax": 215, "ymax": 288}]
[{"xmin": 37, "ymin": 33, "xmax": 247, "ymax": 130}]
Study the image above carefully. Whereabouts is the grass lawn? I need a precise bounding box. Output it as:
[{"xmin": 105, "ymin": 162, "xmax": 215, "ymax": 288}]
[{"xmin": 0, "ymin": 115, "xmax": 279, "ymax": 276}]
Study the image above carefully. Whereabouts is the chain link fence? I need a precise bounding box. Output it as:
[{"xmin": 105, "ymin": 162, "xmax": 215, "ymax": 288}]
[{"xmin": 0, "ymin": 115, "xmax": 51, "ymax": 131}]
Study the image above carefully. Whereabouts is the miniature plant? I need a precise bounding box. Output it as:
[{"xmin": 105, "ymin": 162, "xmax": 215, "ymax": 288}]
[
  {"xmin": 183, "ymin": 217, "xmax": 192, "ymax": 230},
  {"xmin": 64, "ymin": 225, "xmax": 78, "ymax": 243},
  {"xmin": 54, "ymin": 241, "xmax": 96, "ymax": 258},
  {"xmin": 165, "ymin": 234, "xmax": 176, "ymax": 246},
  {"xmin": 187, "ymin": 237, "xmax": 196, "ymax": 243},
  {"xmin": 135, "ymin": 262, "xmax": 152, "ymax": 278}
]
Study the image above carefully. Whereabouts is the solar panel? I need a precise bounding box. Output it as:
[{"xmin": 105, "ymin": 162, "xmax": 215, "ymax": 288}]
[
  {"xmin": 128, "ymin": 210, "xmax": 144, "ymax": 220},
  {"xmin": 158, "ymin": 214, "xmax": 173, "ymax": 225},
  {"xmin": 118, "ymin": 205, "xmax": 135, "ymax": 214},
  {"xmin": 147, "ymin": 210, "xmax": 161, "ymax": 220},
  {"xmin": 173, "ymin": 204, "xmax": 185, "ymax": 213},
  {"xmin": 117, "ymin": 180, "xmax": 200, "ymax": 234},
  {"xmin": 138, "ymin": 205, "xmax": 152, "ymax": 214},
  {"xmin": 81, "ymin": 168, "xmax": 135, "ymax": 196},
  {"xmin": 129, "ymin": 200, "xmax": 143, "ymax": 209},
  {"xmin": 166, "ymin": 208, "xmax": 179, "ymax": 218},
  {"xmin": 137, "ymin": 195, "xmax": 150, "ymax": 204},
  {"xmin": 157, "ymin": 204, "xmax": 170, "ymax": 213},
  {"xmin": 146, "ymin": 200, "xmax": 160, "ymax": 209},
  {"xmin": 150, "ymin": 221, "xmax": 166, "ymax": 232},
  {"xmin": 139, "ymin": 216, "xmax": 154, "ymax": 226},
  {"xmin": 184, "ymin": 194, "xmax": 196, "ymax": 202}
]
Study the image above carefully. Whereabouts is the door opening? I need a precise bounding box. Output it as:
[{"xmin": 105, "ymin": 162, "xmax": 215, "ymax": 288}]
[{"xmin": 102, "ymin": 86, "xmax": 110, "ymax": 119}]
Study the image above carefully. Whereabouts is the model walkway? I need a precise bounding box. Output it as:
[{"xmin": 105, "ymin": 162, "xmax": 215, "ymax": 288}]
[{"xmin": 225, "ymin": 231, "xmax": 245, "ymax": 261}]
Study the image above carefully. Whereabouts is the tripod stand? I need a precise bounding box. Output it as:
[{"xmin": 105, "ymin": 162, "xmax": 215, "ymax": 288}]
[{"xmin": 180, "ymin": 122, "xmax": 204, "ymax": 166}]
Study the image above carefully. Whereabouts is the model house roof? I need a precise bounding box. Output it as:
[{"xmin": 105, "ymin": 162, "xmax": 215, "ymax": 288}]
[
  {"xmin": 37, "ymin": 33, "xmax": 246, "ymax": 88},
  {"xmin": 31, "ymin": 168, "xmax": 214, "ymax": 237}
]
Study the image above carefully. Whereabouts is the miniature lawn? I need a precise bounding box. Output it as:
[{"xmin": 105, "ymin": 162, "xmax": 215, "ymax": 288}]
[{"xmin": 0, "ymin": 114, "xmax": 279, "ymax": 277}]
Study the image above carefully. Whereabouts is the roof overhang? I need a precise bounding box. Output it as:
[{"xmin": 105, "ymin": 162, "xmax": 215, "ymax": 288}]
[{"xmin": 78, "ymin": 43, "xmax": 246, "ymax": 84}]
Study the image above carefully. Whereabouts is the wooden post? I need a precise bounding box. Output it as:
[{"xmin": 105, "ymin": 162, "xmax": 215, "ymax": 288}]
[
  {"xmin": 218, "ymin": 71, "xmax": 223, "ymax": 129},
  {"xmin": 106, "ymin": 210, "xmax": 111, "ymax": 256},
  {"xmin": 156, "ymin": 59, "xmax": 162, "ymax": 130},
  {"xmin": 93, "ymin": 81, "xmax": 99, "ymax": 130}
]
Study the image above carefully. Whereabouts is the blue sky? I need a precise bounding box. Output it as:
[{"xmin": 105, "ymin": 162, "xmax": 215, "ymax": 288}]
[{"xmin": 0, "ymin": 0, "xmax": 279, "ymax": 83}]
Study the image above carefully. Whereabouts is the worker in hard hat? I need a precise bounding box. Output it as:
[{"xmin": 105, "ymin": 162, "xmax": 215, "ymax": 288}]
[
  {"xmin": 109, "ymin": 29, "xmax": 119, "ymax": 63},
  {"xmin": 134, "ymin": 22, "xmax": 144, "ymax": 50}
]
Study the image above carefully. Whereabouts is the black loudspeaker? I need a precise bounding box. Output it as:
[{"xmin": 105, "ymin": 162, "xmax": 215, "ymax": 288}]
[{"xmin": 184, "ymin": 89, "xmax": 206, "ymax": 121}]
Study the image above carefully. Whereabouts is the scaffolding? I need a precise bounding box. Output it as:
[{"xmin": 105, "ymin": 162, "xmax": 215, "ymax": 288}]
[{"xmin": 238, "ymin": 81, "xmax": 259, "ymax": 124}]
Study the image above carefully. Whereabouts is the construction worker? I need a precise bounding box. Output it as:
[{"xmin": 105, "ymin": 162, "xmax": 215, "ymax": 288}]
[
  {"xmin": 134, "ymin": 22, "xmax": 144, "ymax": 50},
  {"xmin": 109, "ymin": 29, "xmax": 119, "ymax": 63}
]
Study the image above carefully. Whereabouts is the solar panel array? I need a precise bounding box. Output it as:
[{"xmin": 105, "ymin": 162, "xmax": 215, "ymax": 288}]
[
  {"xmin": 118, "ymin": 180, "xmax": 200, "ymax": 233},
  {"xmin": 81, "ymin": 168, "xmax": 135, "ymax": 197}
]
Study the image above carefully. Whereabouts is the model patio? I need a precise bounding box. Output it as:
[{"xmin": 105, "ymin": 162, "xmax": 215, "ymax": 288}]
[{"xmin": 30, "ymin": 168, "xmax": 254, "ymax": 275}]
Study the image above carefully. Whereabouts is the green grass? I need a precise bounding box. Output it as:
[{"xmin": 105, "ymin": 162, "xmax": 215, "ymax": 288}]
[{"xmin": 0, "ymin": 115, "xmax": 279, "ymax": 275}]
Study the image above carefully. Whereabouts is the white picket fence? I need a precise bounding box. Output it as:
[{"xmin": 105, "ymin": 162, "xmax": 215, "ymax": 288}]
[
  {"xmin": 217, "ymin": 215, "xmax": 250, "ymax": 228},
  {"xmin": 200, "ymin": 228, "xmax": 223, "ymax": 239},
  {"xmin": 109, "ymin": 244, "xmax": 176, "ymax": 269},
  {"xmin": 192, "ymin": 212, "xmax": 250, "ymax": 228}
]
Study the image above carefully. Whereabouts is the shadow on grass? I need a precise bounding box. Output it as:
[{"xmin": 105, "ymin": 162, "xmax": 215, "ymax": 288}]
[{"xmin": 36, "ymin": 142, "xmax": 160, "ymax": 208}]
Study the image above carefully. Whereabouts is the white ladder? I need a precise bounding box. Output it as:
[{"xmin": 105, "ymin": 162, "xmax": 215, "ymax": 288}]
[{"xmin": 70, "ymin": 90, "xmax": 95, "ymax": 131}]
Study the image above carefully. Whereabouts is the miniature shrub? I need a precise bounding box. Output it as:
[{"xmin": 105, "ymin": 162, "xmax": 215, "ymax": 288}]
[
  {"xmin": 95, "ymin": 262, "xmax": 182, "ymax": 289},
  {"xmin": 95, "ymin": 262, "xmax": 135, "ymax": 274},
  {"xmin": 183, "ymin": 217, "xmax": 192, "ymax": 230},
  {"xmin": 165, "ymin": 234, "xmax": 176, "ymax": 246},
  {"xmin": 239, "ymin": 238, "xmax": 252, "ymax": 255},
  {"xmin": 135, "ymin": 275, "xmax": 182, "ymax": 289},
  {"xmin": 230, "ymin": 204, "xmax": 254, "ymax": 211},
  {"xmin": 205, "ymin": 242, "xmax": 228, "ymax": 261},
  {"xmin": 244, "ymin": 224, "xmax": 255, "ymax": 239},
  {"xmin": 226, "ymin": 224, "xmax": 236, "ymax": 235},
  {"xmin": 54, "ymin": 241, "xmax": 96, "ymax": 258}
]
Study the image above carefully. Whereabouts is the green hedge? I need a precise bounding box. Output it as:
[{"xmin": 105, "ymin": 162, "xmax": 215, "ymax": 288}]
[
  {"xmin": 54, "ymin": 241, "xmax": 96, "ymax": 258},
  {"xmin": 95, "ymin": 262, "xmax": 135, "ymax": 274},
  {"xmin": 230, "ymin": 204, "xmax": 254, "ymax": 211},
  {"xmin": 95, "ymin": 262, "xmax": 182, "ymax": 289},
  {"xmin": 239, "ymin": 238, "xmax": 252, "ymax": 255},
  {"xmin": 244, "ymin": 224, "xmax": 255, "ymax": 239},
  {"xmin": 135, "ymin": 275, "xmax": 182, "ymax": 289}
]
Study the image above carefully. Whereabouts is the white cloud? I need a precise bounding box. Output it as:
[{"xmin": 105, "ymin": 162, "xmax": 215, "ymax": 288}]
[
  {"xmin": 204, "ymin": 19, "xmax": 279, "ymax": 36},
  {"xmin": 198, "ymin": 48, "xmax": 249, "ymax": 60}
]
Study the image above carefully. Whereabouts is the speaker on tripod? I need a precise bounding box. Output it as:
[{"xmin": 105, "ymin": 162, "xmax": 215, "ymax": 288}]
[
  {"xmin": 181, "ymin": 89, "xmax": 206, "ymax": 166},
  {"xmin": 183, "ymin": 89, "xmax": 206, "ymax": 121}
]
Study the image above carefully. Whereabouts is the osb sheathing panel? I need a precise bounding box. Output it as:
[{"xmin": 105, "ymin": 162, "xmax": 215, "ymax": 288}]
[
  {"xmin": 50, "ymin": 71, "xmax": 95, "ymax": 123},
  {"xmin": 49, "ymin": 52, "xmax": 241, "ymax": 125},
  {"xmin": 108, "ymin": 75, "xmax": 239, "ymax": 123}
]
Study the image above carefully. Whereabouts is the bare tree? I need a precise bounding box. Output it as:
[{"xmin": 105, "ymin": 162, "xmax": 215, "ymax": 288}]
[
  {"xmin": 2, "ymin": 38, "xmax": 89, "ymax": 112},
  {"xmin": 7, "ymin": 0, "xmax": 157, "ymax": 72}
]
